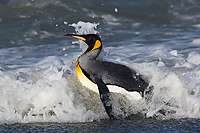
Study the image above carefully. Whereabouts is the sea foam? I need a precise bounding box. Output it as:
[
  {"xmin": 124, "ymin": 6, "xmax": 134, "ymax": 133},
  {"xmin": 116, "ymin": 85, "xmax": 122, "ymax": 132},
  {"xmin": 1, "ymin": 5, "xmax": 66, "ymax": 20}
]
[
  {"xmin": 0, "ymin": 22, "xmax": 103, "ymax": 124},
  {"xmin": 0, "ymin": 21, "xmax": 200, "ymax": 124}
]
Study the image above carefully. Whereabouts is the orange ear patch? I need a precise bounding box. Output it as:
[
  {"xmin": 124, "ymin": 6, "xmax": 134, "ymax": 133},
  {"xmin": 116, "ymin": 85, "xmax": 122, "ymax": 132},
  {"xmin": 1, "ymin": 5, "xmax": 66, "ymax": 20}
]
[{"xmin": 91, "ymin": 40, "xmax": 101, "ymax": 51}]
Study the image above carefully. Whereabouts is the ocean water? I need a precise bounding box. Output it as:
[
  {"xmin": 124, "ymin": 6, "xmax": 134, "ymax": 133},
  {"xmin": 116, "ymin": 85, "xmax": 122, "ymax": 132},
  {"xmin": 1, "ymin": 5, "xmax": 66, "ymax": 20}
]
[{"xmin": 1, "ymin": 0, "xmax": 200, "ymax": 132}]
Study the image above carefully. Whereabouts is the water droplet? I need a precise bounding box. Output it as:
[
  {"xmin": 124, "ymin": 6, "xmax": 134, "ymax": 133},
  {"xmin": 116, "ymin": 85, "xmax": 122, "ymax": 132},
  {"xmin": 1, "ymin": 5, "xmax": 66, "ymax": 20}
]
[
  {"xmin": 114, "ymin": 8, "xmax": 118, "ymax": 13},
  {"xmin": 64, "ymin": 21, "xmax": 68, "ymax": 25}
]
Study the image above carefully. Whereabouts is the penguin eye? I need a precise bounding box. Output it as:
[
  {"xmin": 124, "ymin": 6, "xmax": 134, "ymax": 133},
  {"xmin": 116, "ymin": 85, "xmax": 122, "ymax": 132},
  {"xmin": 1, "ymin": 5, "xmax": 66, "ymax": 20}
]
[{"xmin": 88, "ymin": 37, "xmax": 94, "ymax": 43}]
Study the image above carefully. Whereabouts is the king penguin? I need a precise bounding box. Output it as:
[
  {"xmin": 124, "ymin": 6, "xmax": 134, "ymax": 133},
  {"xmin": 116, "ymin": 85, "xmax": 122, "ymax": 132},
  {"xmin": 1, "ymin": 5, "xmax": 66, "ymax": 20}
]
[{"xmin": 66, "ymin": 34, "xmax": 149, "ymax": 119}]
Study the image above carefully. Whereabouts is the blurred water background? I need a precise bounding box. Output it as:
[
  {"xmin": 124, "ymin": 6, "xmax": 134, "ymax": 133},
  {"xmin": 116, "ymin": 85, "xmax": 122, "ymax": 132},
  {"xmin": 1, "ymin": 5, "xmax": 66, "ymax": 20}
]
[{"xmin": 0, "ymin": 0, "xmax": 200, "ymax": 132}]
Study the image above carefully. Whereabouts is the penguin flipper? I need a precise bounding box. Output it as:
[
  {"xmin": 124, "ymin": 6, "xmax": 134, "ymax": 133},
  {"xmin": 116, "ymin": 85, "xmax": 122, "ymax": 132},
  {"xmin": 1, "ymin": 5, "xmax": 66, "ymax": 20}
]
[{"xmin": 95, "ymin": 79, "xmax": 115, "ymax": 119}]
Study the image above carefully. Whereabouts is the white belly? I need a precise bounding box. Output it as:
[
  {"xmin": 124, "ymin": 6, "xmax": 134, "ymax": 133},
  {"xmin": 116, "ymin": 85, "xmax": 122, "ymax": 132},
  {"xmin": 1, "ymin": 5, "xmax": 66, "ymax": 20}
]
[
  {"xmin": 76, "ymin": 63, "xmax": 142, "ymax": 100},
  {"xmin": 79, "ymin": 75, "xmax": 142, "ymax": 100}
]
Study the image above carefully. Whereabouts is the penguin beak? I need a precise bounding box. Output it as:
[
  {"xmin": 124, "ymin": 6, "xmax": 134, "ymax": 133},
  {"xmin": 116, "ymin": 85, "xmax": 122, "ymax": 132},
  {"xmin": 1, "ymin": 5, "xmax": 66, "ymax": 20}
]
[{"xmin": 65, "ymin": 34, "xmax": 86, "ymax": 41}]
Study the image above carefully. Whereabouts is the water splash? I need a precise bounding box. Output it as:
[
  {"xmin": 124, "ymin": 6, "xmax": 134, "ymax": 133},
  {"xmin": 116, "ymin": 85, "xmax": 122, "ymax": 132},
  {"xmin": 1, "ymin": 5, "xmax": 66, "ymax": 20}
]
[{"xmin": 1, "ymin": 20, "xmax": 200, "ymax": 124}]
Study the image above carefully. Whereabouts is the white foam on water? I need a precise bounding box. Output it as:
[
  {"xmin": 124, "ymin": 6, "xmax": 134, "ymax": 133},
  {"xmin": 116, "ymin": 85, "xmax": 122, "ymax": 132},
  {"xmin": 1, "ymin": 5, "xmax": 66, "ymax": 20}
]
[
  {"xmin": 0, "ymin": 55, "xmax": 105, "ymax": 124},
  {"xmin": 104, "ymin": 42, "xmax": 200, "ymax": 120},
  {"xmin": 101, "ymin": 14, "xmax": 121, "ymax": 26},
  {"xmin": 0, "ymin": 21, "xmax": 104, "ymax": 124},
  {"xmin": 135, "ymin": 62, "xmax": 200, "ymax": 119},
  {"xmin": 69, "ymin": 21, "xmax": 99, "ymax": 53},
  {"xmin": 187, "ymin": 51, "xmax": 200, "ymax": 65},
  {"xmin": 192, "ymin": 38, "xmax": 200, "ymax": 45},
  {"xmin": 1, "ymin": 21, "xmax": 200, "ymax": 124}
]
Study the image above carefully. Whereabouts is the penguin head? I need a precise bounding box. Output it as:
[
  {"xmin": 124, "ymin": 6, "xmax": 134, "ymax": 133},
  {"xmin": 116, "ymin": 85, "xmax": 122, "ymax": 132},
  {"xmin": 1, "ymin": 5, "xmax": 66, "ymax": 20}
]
[{"xmin": 66, "ymin": 34, "xmax": 102, "ymax": 53}]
